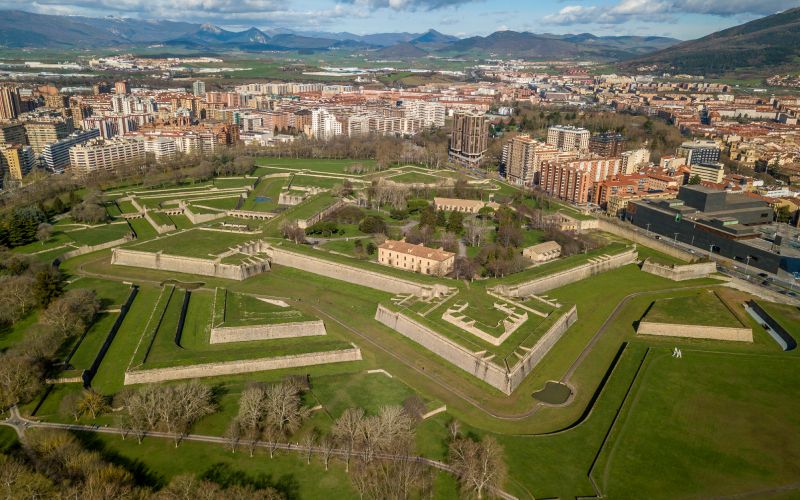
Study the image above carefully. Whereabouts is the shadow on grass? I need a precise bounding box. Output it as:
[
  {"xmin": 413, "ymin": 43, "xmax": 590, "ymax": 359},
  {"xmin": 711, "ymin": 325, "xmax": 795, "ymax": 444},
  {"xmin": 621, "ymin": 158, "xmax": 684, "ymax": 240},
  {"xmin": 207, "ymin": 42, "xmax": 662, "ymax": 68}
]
[
  {"xmin": 71, "ymin": 430, "xmax": 165, "ymax": 488},
  {"xmin": 202, "ymin": 462, "xmax": 300, "ymax": 500}
]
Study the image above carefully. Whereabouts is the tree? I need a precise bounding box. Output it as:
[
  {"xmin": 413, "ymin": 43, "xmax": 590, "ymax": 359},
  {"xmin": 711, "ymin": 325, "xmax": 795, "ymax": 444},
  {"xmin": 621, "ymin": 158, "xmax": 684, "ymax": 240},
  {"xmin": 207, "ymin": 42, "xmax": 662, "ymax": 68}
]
[
  {"xmin": 40, "ymin": 288, "xmax": 100, "ymax": 338},
  {"xmin": 435, "ymin": 210, "xmax": 447, "ymax": 227},
  {"xmin": 358, "ymin": 215, "xmax": 387, "ymax": 235},
  {"xmin": 465, "ymin": 216, "xmax": 491, "ymax": 247},
  {"xmin": 223, "ymin": 417, "xmax": 242, "ymax": 454},
  {"xmin": 301, "ymin": 430, "xmax": 317, "ymax": 465},
  {"xmin": 453, "ymin": 257, "xmax": 478, "ymax": 281},
  {"xmin": 76, "ymin": 390, "xmax": 109, "ymax": 420},
  {"xmin": 0, "ymin": 354, "xmax": 43, "ymax": 410},
  {"xmin": 33, "ymin": 267, "xmax": 64, "ymax": 308},
  {"xmin": 35, "ymin": 223, "xmax": 52, "ymax": 245},
  {"xmin": 0, "ymin": 275, "xmax": 36, "ymax": 323},
  {"xmin": 448, "ymin": 436, "xmax": 507, "ymax": 499},
  {"xmin": 158, "ymin": 382, "xmax": 215, "ymax": 447},
  {"xmin": 688, "ymin": 174, "xmax": 702, "ymax": 185},
  {"xmin": 447, "ymin": 211, "xmax": 465, "ymax": 234},
  {"xmin": 320, "ymin": 434, "xmax": 336, "ymax": 471},
  {"xmin": 264, "ymin": 380, "xmax": 310, "ymax": 438},
  {"xmin": 333, "ymin": 407, "xmax": 365, "ymax": 472}
]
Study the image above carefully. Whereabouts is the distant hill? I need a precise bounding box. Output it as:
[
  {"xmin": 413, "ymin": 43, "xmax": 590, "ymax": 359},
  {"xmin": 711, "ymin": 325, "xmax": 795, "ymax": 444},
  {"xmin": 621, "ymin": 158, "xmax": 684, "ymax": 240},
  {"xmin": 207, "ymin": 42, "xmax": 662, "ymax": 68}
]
[
  {"xmin": 0, "ymin": 9, "xmax": 679, "ymax": 59},
  {"xmin": 624, "ymin": 8, "xmax": 800, "ymax": 73}
]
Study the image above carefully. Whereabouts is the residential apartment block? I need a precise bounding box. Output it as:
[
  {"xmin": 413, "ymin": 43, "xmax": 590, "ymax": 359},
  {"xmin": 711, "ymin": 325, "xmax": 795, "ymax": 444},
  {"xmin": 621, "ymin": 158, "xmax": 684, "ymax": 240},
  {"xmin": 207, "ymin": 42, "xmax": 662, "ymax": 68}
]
[{"xmin": 546, "ymin": 125, "xmax": 590, "ymax": 152}]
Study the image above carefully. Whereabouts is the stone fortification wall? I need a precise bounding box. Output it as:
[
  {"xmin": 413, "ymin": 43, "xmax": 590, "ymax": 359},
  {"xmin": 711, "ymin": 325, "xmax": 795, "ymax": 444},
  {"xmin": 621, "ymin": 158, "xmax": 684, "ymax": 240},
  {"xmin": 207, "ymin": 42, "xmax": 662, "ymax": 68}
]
[
  {"xmin": 297, "ymin": 199, "xmax": 348, "ymax": 229},
  {"xmin": 58, "ymin": 234, "xmax": 133, "ymax": 262},
  {"xmin": 375, "ymin": 304, "xmax": 577, "ymax": 394},
  {"xmin": 374, "ymin": 304, "xmax": 510, "ymax": 393},
  {"xmin": 227, "ymin": 210, "xmax": 275, "ymax": 220},
  {"xmin": 144, "ymin": 210, "xmax": 176, "ymax": 234},
  {"xmin": 268, "ymin": 246, "xmax": 451, "ymax": 298},
  {"xmin": 597, "ymin": 218, "xmax": 697, "ymax": 262},
  {"xmin": 184, "ymin": 205, "xmax": 226, "ymax": 224},
  {"xmin": 124, "ymin": 346, "xmax": 362, "ymax": 384},
  {"xmin": 506, "ymin": 305, "xmax": 577, "ymax": 389},
  {"xmin": 111, "ymin": 249, "xmax": 269, "ymax": 281},
  {"xmin": 641, "ymin": 259, "xmax": 717, "ymax": 281},
  {"xmin": 493, "ymin": 248, "xmax": 638, "ymax": 298},
  {"xmin": 210, "ymin": 320, "xmax": 326, "ymax": 344},
  {"xmin": 637, "ymin": 321, "xmax": 752, "ymax": 342}
]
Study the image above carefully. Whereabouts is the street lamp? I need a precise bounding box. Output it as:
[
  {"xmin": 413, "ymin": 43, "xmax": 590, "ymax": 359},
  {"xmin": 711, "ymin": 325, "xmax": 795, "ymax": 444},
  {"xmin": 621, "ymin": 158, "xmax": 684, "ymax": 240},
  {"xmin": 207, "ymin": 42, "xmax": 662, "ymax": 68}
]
[
  {"xmin": 744, "ymin": 255, "xmax": 752, "ymax": 279},
  {"xmin": 673, "ymin": 232, "xmax": 679, "ymax": 246},
  {"xmin": 646, "ymin": 223, "xmax": 651, "ymax": 236}
]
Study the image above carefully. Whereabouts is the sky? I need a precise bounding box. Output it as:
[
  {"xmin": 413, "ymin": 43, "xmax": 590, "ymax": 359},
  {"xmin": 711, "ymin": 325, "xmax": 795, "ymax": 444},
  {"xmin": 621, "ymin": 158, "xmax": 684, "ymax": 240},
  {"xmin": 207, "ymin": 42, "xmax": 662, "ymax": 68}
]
[{"xmin": 7, "ymin": 0, "xmax": 800, "ymax": 39}]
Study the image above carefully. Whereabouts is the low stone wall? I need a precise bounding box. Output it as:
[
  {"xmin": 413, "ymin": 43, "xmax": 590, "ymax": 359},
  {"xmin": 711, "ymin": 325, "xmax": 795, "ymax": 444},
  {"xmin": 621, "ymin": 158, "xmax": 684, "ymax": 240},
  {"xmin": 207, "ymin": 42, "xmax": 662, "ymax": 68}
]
[
  {"xmin": 123, "ymin": 346, "xmax": 362, "ymax": 384},
  {"xmin": 111, "ymin": 248, "xmax": 269, "ymax": 281},
  {"xmin": 492, "ymin": 247, "xmax": 638, "ymax": 298},
  {"xmin": 748, "ymin": 301, "xmax": 796, "ymax": 350},
  {"xmin": 641, "ymin": 259, "xmax": 717, "ymax": 281},
  {"xmin": 507, "ymin": 305, "xmax": 578, "ymax": 389},
  {"xmin": 57, "ymin": 234, "xmax": 133, "ymax": 262},
  {"xmin": 637, "ymin": 321, "xmax": 753, "ymax": 342},
  {"xmin": 269, "ymin": 246, "xmax": 451, "ymax": 298},
  {"xmin": 597, "ymin": 218, "xmax": 697, "ymax": 262},
  {"xmin": 210, "ymin": 320, "xmax": 326, "ymax": 344},
  {"xmin": 227, "ymin": 210, "xmax": 276, "ymax": 220}
]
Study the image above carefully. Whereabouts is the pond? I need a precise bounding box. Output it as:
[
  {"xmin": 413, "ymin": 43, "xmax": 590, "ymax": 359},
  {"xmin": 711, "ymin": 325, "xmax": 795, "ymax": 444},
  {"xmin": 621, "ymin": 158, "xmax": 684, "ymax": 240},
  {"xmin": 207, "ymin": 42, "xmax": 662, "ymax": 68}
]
[{"xmin": 532, "ymin": 381, "xmax": 572, "ymax": 405}]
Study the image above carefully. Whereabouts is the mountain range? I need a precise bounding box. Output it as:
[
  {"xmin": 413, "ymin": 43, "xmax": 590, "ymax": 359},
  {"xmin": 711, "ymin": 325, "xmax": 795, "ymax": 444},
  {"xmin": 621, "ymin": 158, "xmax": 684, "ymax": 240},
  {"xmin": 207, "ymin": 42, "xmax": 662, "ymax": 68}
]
[
  {"xmin": 625, "ymin": 7, "xmax": 800, "ymax": 74},
  {"xmin": 0, "ymin": 9, "xmax": 679, "ymax": 60}
]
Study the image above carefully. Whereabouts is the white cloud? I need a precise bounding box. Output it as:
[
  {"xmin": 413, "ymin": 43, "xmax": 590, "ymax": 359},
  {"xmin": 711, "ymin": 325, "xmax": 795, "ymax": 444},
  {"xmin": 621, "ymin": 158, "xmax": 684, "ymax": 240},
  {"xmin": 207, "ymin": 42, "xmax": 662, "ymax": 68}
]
[{"xmin": 543, "ymin": 0, "xmax": 799, "ymax": 25}]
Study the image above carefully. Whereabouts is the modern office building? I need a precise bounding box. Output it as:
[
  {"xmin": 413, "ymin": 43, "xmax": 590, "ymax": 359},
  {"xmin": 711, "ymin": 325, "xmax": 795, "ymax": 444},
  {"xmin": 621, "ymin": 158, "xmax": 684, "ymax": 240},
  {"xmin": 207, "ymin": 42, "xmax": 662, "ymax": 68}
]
[
  {"xmin": 69, "ymin": 137, "xmax": 145, "ymax": 175},
  {"xmin": 449, "ymin": 111, "xmax": 488, "ymax": 166},
  {"xmin": 192, "ymin": 80, "xmax": 206, "ymax": 97},
  {"xmin": 626, "ymin": 185, "xmax": 800, "ymax": 274},
  {"xmin": 547, "ymin": 125, "xmax": 590, "ymax": 152},
  {"xmin": 41, "ymin": 129, "xmax": 101, "ymax": 173},
  {"xmin": 690, "ymin": 162, "xmax": 725, "ymax": 183},
  {"xmin": 589, "ymin": 132, "xmax": 626, "ymax": 157},
  {"xmin": 677, "ymin": 140, "xmax": 721, "ymax": 165}
]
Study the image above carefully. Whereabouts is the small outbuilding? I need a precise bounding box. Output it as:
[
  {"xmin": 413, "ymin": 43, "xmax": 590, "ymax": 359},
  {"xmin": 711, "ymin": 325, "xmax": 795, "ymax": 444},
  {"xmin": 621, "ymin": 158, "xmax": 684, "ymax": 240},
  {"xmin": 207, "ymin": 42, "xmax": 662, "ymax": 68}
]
[{"xmin": 522, "ymin": 241, "xmax": 562, "ymax": 263}]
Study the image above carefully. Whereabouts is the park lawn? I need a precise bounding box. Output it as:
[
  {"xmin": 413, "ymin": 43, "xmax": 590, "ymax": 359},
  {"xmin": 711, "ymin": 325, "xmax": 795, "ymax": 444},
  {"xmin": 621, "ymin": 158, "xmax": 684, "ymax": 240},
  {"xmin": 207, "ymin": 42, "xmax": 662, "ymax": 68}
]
[
  {"xmin": 319, "ymin": 238, "xmax": 375, "ymax": 258},
  {"xmin": 192, "ymin": 196, "xmax": 241, "ymax": 211},
  {"xmin": 286, "ymin": 193, "xmax": 338, "ymax": 221},
  {"xmin": 66, "ymin": 222, "xmax": 131, "ymax": 247},
  {"xmin": 595, "ymin": 350, "xmax": 800, "ymax": 498},
  {"xmin": 138, "ymin": 288, "xmax": 353, "ymax": 369},
  {"xmin": 213, "ymin": 177, "xmax": 255, "ymax": 189},
  {"xmin": 222, "ymin": 290, "xmax": 314, "ymax": 327},
  {"xmin": 117, "ymin": 200, "xmax": 139, "ymax": 214},
  {"xmin": 147, "ymin": 211, "xmax": 175, "ymax": 228},
  {"xmin": 242, "ymin": 177, "xmax": 286, "ymax": 212},
  {"xmin": 129, "ymin": 285, "xmax": 175, "ymax": 369},
  {"xmin": 289, "ymin": 174, "xmax": 348, "ymax": 189},
  {"xmin": 131, "ymin": 229, "xmax": 257, "ymax": 258},
  {"xmin": 256, "ymin": 157, "xmax": 377, "ymax": 175},
  {"xmin": 757, "ymin": 301, "xmax": 800, "ymax": 333},
  {"xmin": 520, "ymin": 228, "xmax": 545, "ymax": 247},
  {"xmin": 66, "ymin": 312, "xmax": 119, "ymax": 371},
  {"xmin": 11, "ymin": 231, "xmax": 74, "ymax": 254},
  {"xmin": 128, "ymin": 218, "xmax": 158, "ymax": 240},
  {"xmin": 636, "ymin": 245, "xmax": 689, "ymax": 266},
  {"xmin": 644, "ymin": 290, "xmax": 743, "ymax": 327},
  {"xmin": 169, "ymin": 213, "xmax": 194, "ymax": 230},
  {"xmin": 0, "ymin": 310, "xmax": 39, "ymax": 352},
  {"xmin": 92, "ymin": 286, "xmax": 162, "ymax": 394},
  {"xmin": 66, "ymin": 277, "xmax": 132, "ymax": 308},
  {"xmin": 388, "ymin": 172, "xmax": 443, "ymax": 184},
  {"xmin": 79, "ymin": 432, "xmax": 361, "ymax": 498}
]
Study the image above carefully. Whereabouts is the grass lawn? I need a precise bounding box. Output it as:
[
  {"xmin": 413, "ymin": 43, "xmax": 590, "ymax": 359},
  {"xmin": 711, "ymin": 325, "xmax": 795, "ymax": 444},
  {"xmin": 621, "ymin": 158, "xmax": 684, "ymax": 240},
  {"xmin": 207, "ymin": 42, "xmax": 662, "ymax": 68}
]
[
  {"xmin": 66, "ymin": 277, "xmax": 132, "ymax": 308},
  {"xmin": 594, "ymin": 350, "xmax": 800, "ymax": 498},
  {"xmin": 11, "ymin": 231, "xmax": 75, "ymax": 254},
  {"xmin": 128, "ymin": 218, "xmax": 158, "ymax": 240},
  {"xmin": 131, "ymin": 229, "xmax": 258, "ymax": 258},
  {"xmin": 191, "ymin": 196, "xmax": 241, "ymax": 211},
  {"xmin": 147, "ymin": 211, "xmax": 175, "ymax": 228},
  {"xmin": 286, "ymin": 193, "xmax": 338, "ymax": 221},
  {"xmin": 220, "ymin": 289, "xmax": 314, "ymax": 327},
  {"xmin": 0, "ymin": 310, "xmax": 39, "ymax": 352},
  {"xmin": 66, "ymin": 222, "xmax": 131, "ymax": 247},
  {"xmin": 388, "ymin": 172, "xmax": 444, "ymax": 184},
  {"xmin": 256, "ymin": 157, "xmax": 377, "ymax": 175},
  {"xmin": 644, "ymin": 290, "xmax": 743, "ymax": 327},
  {"xmin": 242, "ymin": 177, "xmax": 286, "ymax": 212},
  {"xmin": 319, "ymin": 238, "xmax": 375, "ymax": 258},
  {"xmin": 289, "ymin": 175, "xmax": 348, "ymax": 189},
  {"xmin": 757, "ymin": 301, "xmax": 800, "ymax": 333},
  {"xmin": 117, "ymin": 200, "xmax": 139, "ymax": 214},
  {"xmin": 213, "ymin": 177, "xmax": 255, "ymax": 189},
  {"xmin": 66, "ymin": 312, "xmax": 119, "ymax": 371}
]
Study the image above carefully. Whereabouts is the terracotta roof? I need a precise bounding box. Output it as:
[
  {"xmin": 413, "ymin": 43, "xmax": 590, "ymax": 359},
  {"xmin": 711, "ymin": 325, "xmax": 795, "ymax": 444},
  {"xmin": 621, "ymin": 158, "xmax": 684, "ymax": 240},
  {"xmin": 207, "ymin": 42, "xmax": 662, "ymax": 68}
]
[
  {"xmin": 378, "ymin": 239, "xmax": 455, "ymax": 262},
  {"xmin": 524, "ymin": 241, "xmax": 561, "ymax": 254}
]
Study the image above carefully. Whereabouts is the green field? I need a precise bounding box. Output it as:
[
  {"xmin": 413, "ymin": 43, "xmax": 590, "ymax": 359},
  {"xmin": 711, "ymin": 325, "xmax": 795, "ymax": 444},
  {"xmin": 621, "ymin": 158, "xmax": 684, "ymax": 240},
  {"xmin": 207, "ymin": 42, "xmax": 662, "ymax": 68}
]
[
  {"xmin": 255, "ymin": 157, "xmax": 377, "ymax": 175},
  {"xmin": 389, "ymin": 171, "xmax": 445, "ymax": 184},
  {"xmin": 242, "ymin": 176, "xmax": 286, "ymax": 212},
  {"xmin": 644, "ymin": 290, "xmax": 743, "ymax": 327},
  {"xmin": 285, "ymin": 193, "xmax": 339, "ymax": 221},
  {"xmin": 131, "ymin": 229, "xmax": 258, "ymax": 258},
  {"xmin": 217, "ymin": 289, "xmax": 314, "ymax": 327}
]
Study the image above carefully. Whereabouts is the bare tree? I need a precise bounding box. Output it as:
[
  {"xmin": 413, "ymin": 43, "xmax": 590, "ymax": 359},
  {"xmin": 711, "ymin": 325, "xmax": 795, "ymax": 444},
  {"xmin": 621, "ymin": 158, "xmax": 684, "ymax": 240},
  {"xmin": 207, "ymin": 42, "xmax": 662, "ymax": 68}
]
[
  {"xmin": 0, "ymin": 355, "xmax": 42, "ymax": 410},
  {"xmin": 301, "ymin": 430, "xmax": 317, "ymax": 465},
  {"xmin": 333, "ymin": 407, "xmax": 365, "ymax": 472},
  {"xmin": 40, "ymin": 289, "xmax": 100, "ymax": 338},
  {"xmin": 264, "ymin": 380, "xmax": 309, "ymax": 438},
  {"xmin": 76, "ymin": 390, "xmax": 109, "ymax": 419},
  {"xmin": 35, "ymin": 223, "xmax": 53, "ymax": 245},
  {"xmin": 320, "ymin": 434, "xmax": 336, "ymax": 471},
  {"xmin": 448, "ymin": 436, "xmax": 507, "ymax": 499},
  {"xmin": 237, "ymin": 385, "xmax": 267, "ymax": 457},
  {"xmin": 0, "ymin": 275, "xmax": 36, "ymax": 323},
  {"xmin": 224, "ymin": 417, "xmax": 242, "ymax": 454}
]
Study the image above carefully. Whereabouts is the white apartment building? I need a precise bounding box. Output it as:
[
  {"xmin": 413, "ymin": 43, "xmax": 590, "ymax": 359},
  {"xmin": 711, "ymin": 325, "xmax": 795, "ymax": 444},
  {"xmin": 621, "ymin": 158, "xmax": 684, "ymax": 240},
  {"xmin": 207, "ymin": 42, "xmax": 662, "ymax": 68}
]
[
  {"xmin": 401, "ymin": 100, "xmax": 446, "ymax": 128},
  {"xmin": 311, "ymin": 108, "xmax": 343, "ymax": 140},
  {"xmin": 546, "ymin": 125, "xmax": 590, "ymax": 152},
  {"xmin": 69, "ymin": 138, "xmax": 145, "ymax": 175},
  {"xmin": 138, "ymin": 136, "xmax": 177, "ymax": 161},
  {"xmin": 621, "ymin": 148, "xmax": 651, "ymax": 174}
]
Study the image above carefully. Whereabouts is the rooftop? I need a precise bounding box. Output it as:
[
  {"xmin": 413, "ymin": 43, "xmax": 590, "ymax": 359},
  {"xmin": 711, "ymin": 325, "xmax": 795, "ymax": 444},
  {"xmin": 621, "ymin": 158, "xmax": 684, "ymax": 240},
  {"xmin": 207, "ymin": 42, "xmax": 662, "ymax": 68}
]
[{"xmin": 378, "ymin": 239, "xmax": 455, "ymax": 262}]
